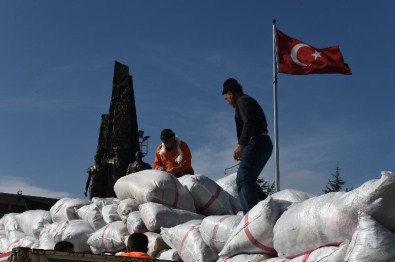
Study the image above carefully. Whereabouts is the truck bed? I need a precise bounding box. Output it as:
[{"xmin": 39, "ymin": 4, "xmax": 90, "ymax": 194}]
[{"xmin": 7, "ymin": 247, "xmax": 165, "ymax": 262}]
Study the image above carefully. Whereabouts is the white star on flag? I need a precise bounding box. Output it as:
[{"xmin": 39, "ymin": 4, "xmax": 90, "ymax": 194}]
[{"xmin": 312, "ymin": 50, "xmax": 321, "ymax": 60}]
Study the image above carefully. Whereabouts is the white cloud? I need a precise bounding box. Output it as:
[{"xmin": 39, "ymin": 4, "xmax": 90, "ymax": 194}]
[{"xmin": 0, "ymin": 176, "xmax": 70, "ymax": 199}]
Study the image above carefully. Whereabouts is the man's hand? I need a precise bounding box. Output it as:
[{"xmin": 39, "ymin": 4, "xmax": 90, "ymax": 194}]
[{"xmin": 233, "ymin": 144, "xmax": 245, "ymax": 161}]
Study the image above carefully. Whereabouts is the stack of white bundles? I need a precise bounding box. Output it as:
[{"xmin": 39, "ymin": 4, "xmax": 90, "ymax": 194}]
[
  {"xmin": 114, "ymin": 170, "xmax": 196, "ymax": 212},
  {"xmin": 15, "ymin": 210, "xmax": 52, "ymax": 238},
  {"xmin": 219, "ymin": 197, "xmax": 292, "ymax": 258},
  {"xmin": 271, "ymin": 189, "xmax": 316, "ymax": 203},
  {"xmin": 50, "ymin": 198, "xmax": 89, "ymax": 223},
  {"xmin": 0, "ymin": 236, "xmax": 9, "ymax": 253},
  {"xmin": 77, "ymin": 202, "xmax": 106, "ymax": 231},
  {"xmin": 161, "ymin": 219, "xmax": 218, "ymax": 262},
  {"xmin": 101, "ymin": 201, "xmax": 122, "ymax": 224},
  {"xmin": 200, "ymin": 215, "xmax": 242, "ymax": 253},
  {"xmin": 145, "ymin": 232, "xmax": 170, "ymax": 258},
  {"xmin": 273, "ymin": 171, "xmax": 395, "ymax": 258},
  {"xmin": 1, "ymin": 213, "xmax": 20, "ymax": 234},
  {"xmin": 216, "ymin": 173, "xmax": 242, "ymax": 213},
  {"xmin": 288, "ymin": 241, "xmax": 349, "ymax": 262},
  {"xmin": 87, "ymin": 220, "xmax": 129, "ymax": 254},
  {"xmin": 178, "ymin": 174, "xmax": 234, "ymax": 215},
  {"xmin": 156, "ymin": 248, "xmax": 181, "ymax": 261},
  {"xmin": 217, "ymin": 253, "xmax": 273, "ymax": 262},
  {"xmin": 126, "ymin": 211, "xmax": 148, "ymax": 234},
  {"xmin": 2, "ymin": 213, "xmax": 25, "ymax": 251},
  {"xmin": 7, "ymin": 235, "xmax": 39, "ymax": 251},
  {"xmin": 61, "ymin": 219, "xmax": 95, "ymax": 252},
  {"xmin": 345, "ymin": 211, "xmax": 395, "ymax": 261},
  {"xmin": 139, "ymin": 202, "xmax": 205, "ymax": 232},
  {"xmin": 255, "ymin": 258, "xmax": 289, "ymax": 262},
  {"xmin": 91, "ymin": 197, "xmax": 118, "ymax": 206},
  {"xmin": 38, "ymin": 230, "xmax": 56, "ymax": 250},
  {"xmin": 117, "ymin": 198, "xmax": 139, "ymax": 222}
]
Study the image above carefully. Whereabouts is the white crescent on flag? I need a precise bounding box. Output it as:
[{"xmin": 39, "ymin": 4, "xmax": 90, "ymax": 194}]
[{"xmin": 290, "ymin": 43, "xmax": 310, "ymax": 67}]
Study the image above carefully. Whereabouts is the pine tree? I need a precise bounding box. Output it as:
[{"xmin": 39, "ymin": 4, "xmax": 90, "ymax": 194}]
[{"xmin": 322, "ymin": 164, "xmax": 352, "ymax": 193}]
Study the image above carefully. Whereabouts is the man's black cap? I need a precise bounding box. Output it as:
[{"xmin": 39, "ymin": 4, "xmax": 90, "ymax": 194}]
[
  {"xmin": 160, "ymin": 129, "xmax": 175, "ymax": 140},
  {"xmin": 222, "ymin": 78, "xmax": 243, "ymax": 95}
]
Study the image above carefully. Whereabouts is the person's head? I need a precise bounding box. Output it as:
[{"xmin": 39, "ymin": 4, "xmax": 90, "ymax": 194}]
[
  {"xmin": 160, "ymin": 129, "xmax": 176, "ymax": 148},
  {"xmin": 222, "ymin": 78, "xmax": 244, "ymax": 107},
  {"xmin": 126, "ymin": 233, "xmax": 149, "ymax": 253},
  {"xmin": 135, "ymin": 151, "xmax": 143, "ymax": 160},
  {"xmin": 54, "ymin": 241, "xmax": 74, "ymax": 252}
]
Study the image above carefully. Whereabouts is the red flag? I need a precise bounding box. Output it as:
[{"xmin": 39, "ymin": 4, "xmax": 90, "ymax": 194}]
[{"xmin": 276, "ymin": 29, "xmax": 352, "ymax": 75}]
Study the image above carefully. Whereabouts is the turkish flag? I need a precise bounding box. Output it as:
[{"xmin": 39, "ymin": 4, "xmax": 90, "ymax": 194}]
[{"xmin": 276, "ymin": 29, "xmax": 352, "ymax": 75}]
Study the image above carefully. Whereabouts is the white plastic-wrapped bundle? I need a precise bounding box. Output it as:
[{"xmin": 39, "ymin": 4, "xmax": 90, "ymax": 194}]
[
  {"xmin": 161, "ymin": 220, "xmax": 218, "ymax": 262},
  {"xmin": 139, "ymin": 202, "xmax": 205, "ymax": 232},
  {"xmin": 12, "ymin": 236, "xmax": 39, "ymax": 249},
  {"xmin": 216, "ymin": 173, "xmax": 242, "ymax": 213},
  {"xmin": 126, "ymin": 211, "xmax": 148, "ymax": 234},
  {"xmin": 178, "ymin": 174, "xmax": 234, "ymax": 215},
  {"xmin": 40, "ymin": 221, "xmax": 68, "ymax": 244},
  {"xmin": 271, "ymin": 189, "xmax": 316, "ymax": 203},
  {"xmin": 50, "ymin": 198, "xmax": 89, "ymax": 223},
  {"xmin": 288, "ymin": 241, "xmax": 349, "ymax": 262},
  {"xmin": 61, "ymin": 219, "xmax": 95, "ymax": 252},
  {"xmin": 15, "ymin": 210, "xmax": 52, "ymax": 238},
  {"xmin": 200, "ymin": 215, "xmax": 242, "ymax": 253},
  {"xmin": 87, "ymin": 221, "xmax": 128, "ymax": 254},
  {"xmin": 117, "ymin": 198, "xmax": 139, "ymax": 221},
  {"xmin": 258, "ymin": 258, "xmax": 289, "ymax": 262},
  {"xmin": 114, "ymin": 170, "xmax": 196, "ymax": 212},
  {"xmin": 1, "ymin": 213, "xmax": 20, "ymax": 233},
  {"xmin": 39, "ymin": 220, "xmax": 93, "ymax": 252},
  {"xmin": 102, "ymin": 202, "xmax": 121, "ymax": 224},
  {"xmin": 7, "ymin": 235, "xmax": 38, "ymax": 252},
  {"xmin": 145, "ymin": 232, "xmax": 170, "ymax": 258},
  {"xmin": 77, "ymin": 202, "xmax": 106, "ymax": 230},
  {"xmin": 345, "ymin": 211, "xmax": 395, "ymax": 261},
  {"xmin": 273, "ymin": 171, "xmax": 395, "ymax": 258},
  {"xmin": 0, "ymin": 235, "xmax": 9, "ymax": 253},
  {"xmin": 219, "ymin": 197, "xmax": 291, "ymax": 258},
  {"xmin": 155, "ymin": 248, "xmax": 181, "ymax": 261},
  {"xmin": 38, "ymin": 230, "xmax": 56, "ymax": 250},
  {"xmin": 217, "ymin": 253, "xmax": 273, "ymax": 262},
  {"xmin": 7, "ymin": 230, "xmax": 25, "ymax": 244},
  {"xmin": 91, "ymin": 197, "xmax": 118, "ymax": 206}
]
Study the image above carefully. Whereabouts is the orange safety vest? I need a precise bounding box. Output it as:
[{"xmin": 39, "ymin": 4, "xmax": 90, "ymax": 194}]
[
  {"xmin": 153, "ymin": 138, "xmax": 193, "ymax": 175},
  {"xmin": 119, "ymin": 251, "xmax": 153, "ymax": 259}
]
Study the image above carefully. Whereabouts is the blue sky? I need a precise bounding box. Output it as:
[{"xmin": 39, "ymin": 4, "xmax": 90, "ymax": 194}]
[{"xmin": 0, "ymin": 1, "xmax": 393, "ymax": 199}]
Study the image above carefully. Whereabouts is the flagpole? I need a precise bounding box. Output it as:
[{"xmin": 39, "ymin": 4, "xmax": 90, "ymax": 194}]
[{"xmin": 272, "ymin": 19, "xmax": 280, "ymax": 192}]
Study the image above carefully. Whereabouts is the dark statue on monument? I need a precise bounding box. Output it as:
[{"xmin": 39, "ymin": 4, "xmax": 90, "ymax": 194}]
[
  {"xmin": 85, "ymin": 61, "xmax": 144, "ymax": 199},
  {"xmin": 126, "ymin": 151, "xmax": 152, "ymax": 174}
]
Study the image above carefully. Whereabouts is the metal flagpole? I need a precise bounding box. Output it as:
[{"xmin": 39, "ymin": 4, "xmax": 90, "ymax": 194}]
[{"xmin": 272, "ymin": 19, "xmax": 280, "ymax": 192}]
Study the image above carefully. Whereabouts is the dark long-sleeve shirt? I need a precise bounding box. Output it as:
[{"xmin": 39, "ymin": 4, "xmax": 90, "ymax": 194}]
[{"xmin": 235, "ymin": 94, "xmax": 268, "ymax": 145}]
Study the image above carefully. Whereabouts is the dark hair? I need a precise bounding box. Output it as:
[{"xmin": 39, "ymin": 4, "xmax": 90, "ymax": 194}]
[
  {"xmin": 54, "ymin": 241, "xmax": 74, "ymax": 252},
  {"xmin": 127, "ymin": 233, "xmax": 149, "ymax": 252},
  {"xmin": 160, "ymin": 129, "xmax": 176, "ymax": 140},
  {"xmin": 222, "ymin": 78, "xmax": 243, "ymax": 95}
]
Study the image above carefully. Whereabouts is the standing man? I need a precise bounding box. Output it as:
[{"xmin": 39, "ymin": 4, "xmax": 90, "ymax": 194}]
[
  {"xmin": 153, "ymin": 128, "xmax": 194, "ymax": 177},
  {"xmin": 222, "ymin": 78, "xmax": 273, "ymax": 214}
]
